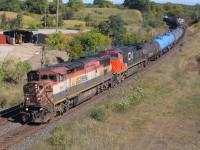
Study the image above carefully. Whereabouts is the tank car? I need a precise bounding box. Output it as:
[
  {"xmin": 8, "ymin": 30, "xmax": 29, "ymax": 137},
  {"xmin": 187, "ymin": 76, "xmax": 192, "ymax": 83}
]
[
  {"xmin": 21, "ymin": 54, "xmax": 113, "ymax": 123},
  {"xmin": 142, "ymin": 41, "xmax": 160, "ymax": 60},
  {"xmin": 170, "ymin": 28, "xmax": 184, "ymax": 43},
  {"xmin": 154, "ymin": 32, "xmax": 175, "ymax": 54}
]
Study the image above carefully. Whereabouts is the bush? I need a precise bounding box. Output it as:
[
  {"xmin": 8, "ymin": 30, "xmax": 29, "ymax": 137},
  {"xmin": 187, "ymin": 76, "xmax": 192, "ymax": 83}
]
[
  {"xmin": 114, "ymin": 98, "xmax": 130, "ymax": 112},
  {"xmin": 99, "ymin": 1, "xmax": 115, "ymax": 8},
  {"xmin": 75, "ymin": 31, "xmax": 112, "ymax": 53},
  {"xmin": 0, "ymin": 98, "xmax": 7, "ymax": 108},
  {"xmin": 63, "ymin": 10, "xmax": 74, "ymax": 20},
  {"xmin": 89, "ymin": 108, "xmax": 107, "ymax": 121},
  {"xmin": 114, "ymin": 88, "xmax": 144, "ymax": 113},
  {"xmin": 66, "ymin": 38, "xmax": 84, "ymax": 60},
  {"xmin": 0, "ymin": 60, "xmax": 32, "ymax": 84},
  {"xmin": 129, "ymin": 88, "xmax": 144, "ymax": 105},
  {"xmin": 116, "ymin": 32, "xmax": 143, "ymax": 46},
  {"xmin": 46, "ymin": 32, "xmax": 70, "ymax": 51},
  {"xmin": 27, "ymin": 20, "xmax": 37, "ymax": 29}
]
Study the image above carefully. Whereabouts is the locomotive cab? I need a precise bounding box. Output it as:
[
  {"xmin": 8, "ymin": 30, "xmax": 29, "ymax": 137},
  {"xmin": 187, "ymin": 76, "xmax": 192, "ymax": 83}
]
[
  {"xmin": 104, "ymin": 50, "xmax": 127, "ymax": 74},
  {"xmin": 22, "ymin": 71, "xmax": 56, "ymax": 123}
]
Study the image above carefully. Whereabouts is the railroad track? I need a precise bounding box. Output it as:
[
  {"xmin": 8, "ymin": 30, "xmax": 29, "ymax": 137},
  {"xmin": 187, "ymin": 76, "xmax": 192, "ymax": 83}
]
[
  {"xmin": 0, "ymin": 104, "xmax": 22, "ymax": 126},
  {"xmin": 0, "ymin": 30, "xmax": 186, "ymax": 150}
]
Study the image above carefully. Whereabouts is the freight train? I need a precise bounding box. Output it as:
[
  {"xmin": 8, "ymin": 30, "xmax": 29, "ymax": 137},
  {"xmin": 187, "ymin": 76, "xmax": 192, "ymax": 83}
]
[
  {"xmin": 163, "ymin": 16, "xmax": 185, "ymax": 29},
  {"xmin": 21, "ymin": 27, "xmax": 184, "ymax": 123}
]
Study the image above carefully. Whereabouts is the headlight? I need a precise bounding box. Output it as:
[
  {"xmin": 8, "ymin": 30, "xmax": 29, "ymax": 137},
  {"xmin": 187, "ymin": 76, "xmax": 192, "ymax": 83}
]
[
  {"xmin": 26, "ymin": 97, "xmax": 29, "ymax": 100},
  {"xmin": 26, "ymin": 108, "xmax": 28, "ymax": 111}
]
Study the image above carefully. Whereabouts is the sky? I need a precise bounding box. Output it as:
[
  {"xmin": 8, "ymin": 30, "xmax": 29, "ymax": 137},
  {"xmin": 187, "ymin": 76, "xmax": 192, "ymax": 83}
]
[{"xmin": 63, "ymin": 0, "xmax": 199, "ymax": 5}]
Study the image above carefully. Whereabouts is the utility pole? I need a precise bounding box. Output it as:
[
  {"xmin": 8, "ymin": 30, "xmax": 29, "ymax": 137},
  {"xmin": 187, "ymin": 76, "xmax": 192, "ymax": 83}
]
[
  {"xmin": 56, "ymin": 0, "xmax": 59, "ymax": 33},
  {"xmin": 45, "ymin": 4, "xmax": 46, "ymax": 28},
  {"xmin": 41, "ymin": 45, "xmax": 46, "ymax": 68}
]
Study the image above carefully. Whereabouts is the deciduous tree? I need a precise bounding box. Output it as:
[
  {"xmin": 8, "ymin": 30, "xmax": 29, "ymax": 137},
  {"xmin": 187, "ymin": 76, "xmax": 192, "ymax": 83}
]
[
  {"xmin": 0, "ymin": 0, "xmax": 24, "ymax": 12},
  {"xmin": 16, "ymin": 13, "xmax": 23, "ymax": 28},
  {"xmin": 99, "ymin": 1, "xmax": 115, "ymax": 8},
  {"xmin": 46, "ymin": 32, "xmax": 70, "ymax": 51},
  {"xmin": 68, "ymin": 0, "xmax": 84, "ymax": 11},
  {"xmin": 108, "ymin": 15, "xmax": 127, "ymax": 45},
  {"xmin": 25, "ymin": 0, "xmax": 48, "ymax": 14},
  {"xmin": 93, "ymin": 0, "xmax": 105, "ymax": 5},
  {"xmin": 123, "ymin": 0, "xmax": 149, "ymax": 12},
  {"xmin": 75, "ymin": 31, "xmax": 111, "ymax": 53},
  {"xmin": 66, "ymin": 38, "xmax": 84, "ymax": 60},
  {"xmin": 49, "ymin": 0, "xmax": 66, "ymax": 14}
]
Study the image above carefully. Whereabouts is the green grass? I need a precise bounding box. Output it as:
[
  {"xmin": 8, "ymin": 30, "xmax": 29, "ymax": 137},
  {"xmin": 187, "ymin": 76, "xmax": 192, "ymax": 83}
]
[
  {"xmin": 89, "ymin": 108, "xmax": 107, "ymax": 121},
  {"xmin": 74, "ymin": 8, "xmax": 143, "ymax": 23},
  {"xmin": 74, "ymin": 8, "xmax": 143, "ymax": 32}
]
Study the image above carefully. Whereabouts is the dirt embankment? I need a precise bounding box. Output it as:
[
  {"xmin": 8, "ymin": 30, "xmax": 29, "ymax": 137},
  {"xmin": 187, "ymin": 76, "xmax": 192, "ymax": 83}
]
[
  {"xmin": 0, "ymin": 44, "xmax": 69, "ymax": 70},
  {"xmin": 27, "ymin": 50, "xmax": 68, "ymax": 70}
]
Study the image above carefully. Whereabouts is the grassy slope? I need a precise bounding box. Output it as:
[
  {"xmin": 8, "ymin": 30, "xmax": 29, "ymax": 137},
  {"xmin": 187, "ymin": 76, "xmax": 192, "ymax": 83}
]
[
  {"xmin": 74, "ymin": 8, "xmax": 143, "ymax": 31},
  {"xmin": 0, "ymin": 8, "xmax": 143, "ymax": 31},
  {"xmin": 63, "ymin": 8, "xmax": 143, "ymax": 30},
  {"xmin": 0, "ymin": 11, "xmax": 35, "ymax": 28},
  {"xmin": 32, "ymin": 24, "xmax": 200, "ymax": 149}
]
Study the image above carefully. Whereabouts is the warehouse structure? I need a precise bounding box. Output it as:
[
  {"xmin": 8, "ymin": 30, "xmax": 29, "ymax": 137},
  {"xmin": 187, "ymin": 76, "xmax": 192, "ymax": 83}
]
[{"xmin": 1, "ymin": 29, "xmax": 79, "ymax": 45}]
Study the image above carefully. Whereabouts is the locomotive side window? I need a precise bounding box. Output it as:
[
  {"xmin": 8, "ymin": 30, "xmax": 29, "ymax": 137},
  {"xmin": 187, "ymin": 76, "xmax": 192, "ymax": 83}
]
[
  {"xmin": 41, "ymin": 74, "xmax": 48, "ymax": 80},
  {"xmin": 49, "ymin": 74, "xmax": 57, "ymax": 82},
  {"xmin": 59, "ymin": 74, "xmax": 64, "ymax": 81},
  {"xmin": 67, "ymin": 69, "xmax": 74, "ymax": 74},
  {"xmin": 109, "ymin": 54, "xmax": 118, "ymax": 60},
  {"xmin": 76, "ymin": 65, "xmax": 84, "ymax": 71},
  {"xmin": 105, "ymin": 58, "xmax": 110, "ymax": 66},
  {"xmin": 102, "ymin": 57, "xmax": 110, "ymax": 67}
]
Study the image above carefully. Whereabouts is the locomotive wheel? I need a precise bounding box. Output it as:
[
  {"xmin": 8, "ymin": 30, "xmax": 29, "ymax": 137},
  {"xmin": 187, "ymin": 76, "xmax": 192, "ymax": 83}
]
[{"xmin": 143, "ymin": 60, "xmax": 148, "ymax": 68}]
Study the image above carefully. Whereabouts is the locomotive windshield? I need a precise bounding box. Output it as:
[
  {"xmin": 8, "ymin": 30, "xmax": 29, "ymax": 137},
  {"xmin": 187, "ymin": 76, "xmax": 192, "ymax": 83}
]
[
  {"xmin": 28, "ymin": 72, "xmax": 57, "ymax": 82},
  {"xmin": 41, "ymin": 74, "xmax": 57, "ymax": 82},
  {"xmin": 109, "ymin": 54, "xmax": 118, "ymax": 60},
  {"xmin": 28, "ymin": 72, "xmax": 39, "ymax": 81}
]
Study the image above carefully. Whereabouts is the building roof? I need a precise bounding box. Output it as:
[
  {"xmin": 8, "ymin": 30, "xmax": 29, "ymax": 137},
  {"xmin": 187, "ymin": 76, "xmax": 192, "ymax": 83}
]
[{"xmin": 32, "ymin": 29, "xmax": 79, "ymax": 35}]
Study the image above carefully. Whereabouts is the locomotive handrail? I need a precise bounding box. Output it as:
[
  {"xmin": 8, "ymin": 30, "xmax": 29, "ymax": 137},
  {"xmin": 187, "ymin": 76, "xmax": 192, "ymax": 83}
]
[{"xmin": 44, "ymin": 92, "xmax": 55, "ymax": 112}]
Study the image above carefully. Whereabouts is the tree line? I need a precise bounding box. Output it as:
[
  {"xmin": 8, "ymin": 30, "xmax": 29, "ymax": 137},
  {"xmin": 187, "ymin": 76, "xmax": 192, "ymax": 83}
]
[
  {"xmin": 46, "ymin": 14, "xmax": 142, "ymax": 60},
  {"xmin": 0, "ymin": 0, "xmax": 116, "ymax": 14}
]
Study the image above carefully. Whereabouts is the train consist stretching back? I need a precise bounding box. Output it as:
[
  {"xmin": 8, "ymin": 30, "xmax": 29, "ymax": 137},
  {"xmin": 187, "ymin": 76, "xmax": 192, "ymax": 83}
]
[{"xmin": 21, "ymin": 28, "xmax": 184, "ymax": 123}]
